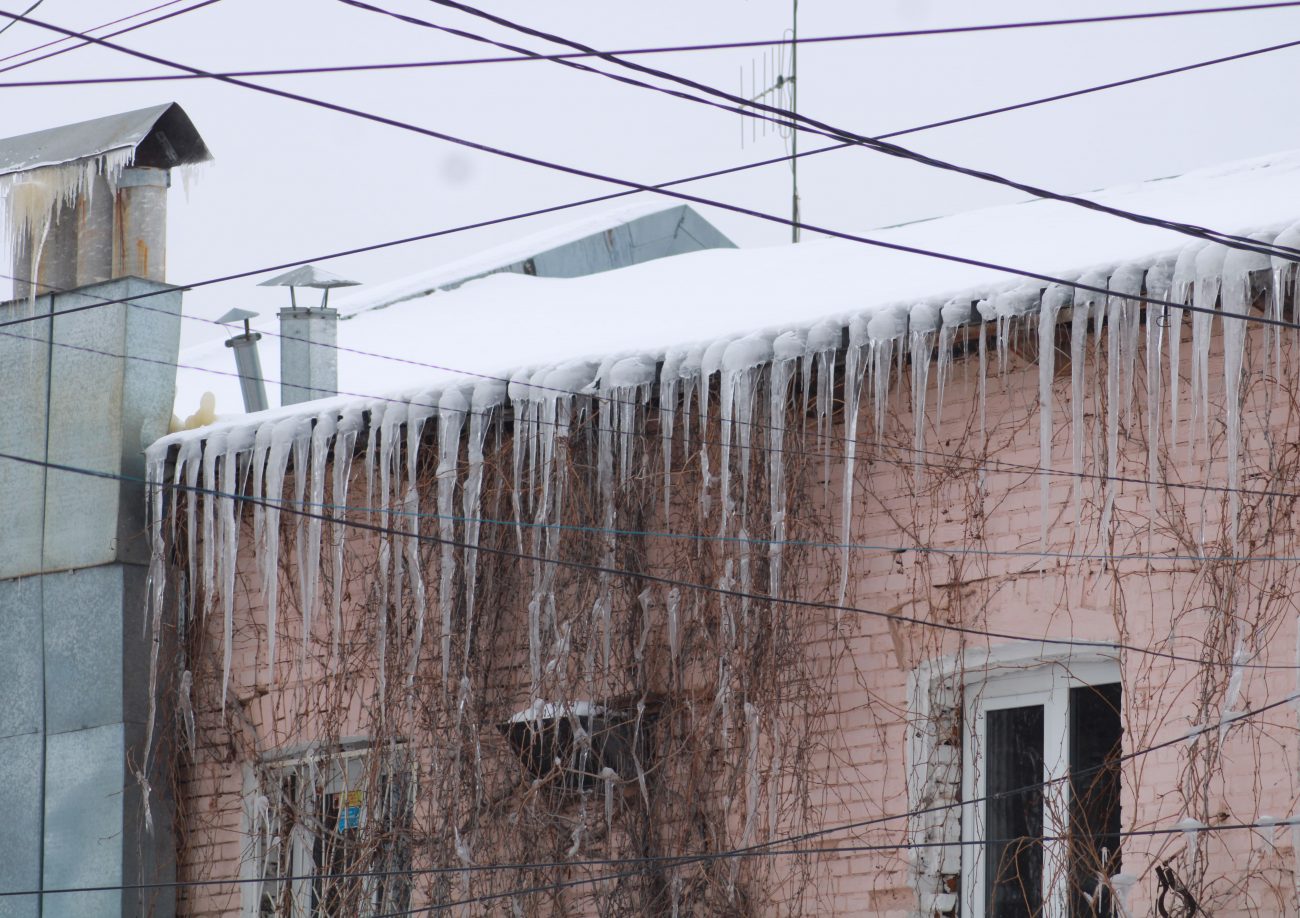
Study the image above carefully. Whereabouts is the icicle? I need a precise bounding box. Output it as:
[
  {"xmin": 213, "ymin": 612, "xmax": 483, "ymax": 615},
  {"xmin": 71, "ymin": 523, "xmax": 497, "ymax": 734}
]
[
  {"xmin": 1071, "ymin": 273, "xmax": 1106, "ymax": 531},
  {"xmin": 1112, "ymin": 264, "xmax": 1146, "ymax": 430},
  {"xmin": 742, "ymin": 702, "xmax": 760, "ymax": 845},
  {"xmin": 303, "ymin": 412, "xmax": 337, "ymax": 658},
  {"xmin": 219, "ymin": 426, "xmax": 255, "ymax": 704},
  {"xmin": 937, "ymin": 296, "xmax": 971, "ymax": 430},
  {"xmin": 537, "ymin": 360, "xmax": 597, "ymax": 685},
  {"xmin": 769, "ymin": 331, "xmax": 803, "ymax": 599},
  {"xmin": 660, "ymin": 348, "xmax": 683, "ymax": 525},
  {"xmin": 507, "ymin": 367, "xmax": 536, "ymax": 548},
  {"xmin": 1222, "ymin": 240, "xmax": 1271, "ymax": 550},
  {"xmin": 330, "ymin": 407, "xmax": 362, "ymax": 659},
  {"xmin": 199, "ymin": 428, "xmax": 226, "ymax": 621},
  {"xmin": 986, "ymin": 283, "xmax": 1039, "ymax": 388},
  {"xmin": 976, "ymin": 298, "xmax": 995, "ymax": 496},
  {"xmin": 666, "ymin": 586, "xmax": 681, "ymax": 672},
  {"xmin": 374, "ymin": 402, "xmax": 408, "ymax": 704},
  {"xmin": 847, "ymin": 307, "xmax": 896, "ymax": 603},
  {"xmin": 1, "ymin": 148, "xmax": 135, "ymax": 300},
  {"xmin": 805, "ymin": 320, "xmax": 839, "ymax": 497},
  {"xmin": 262, "ymin": 416, "xmax": 310, "ymax": 684},
  {"xmin": 600, "ymin": 767, "xmax": 618, "ymax": 844},
  {"xmin": 1038, "ymin": 284, "xmax": 1070, "ymax": 547},
  {"xmin": 1169, "ymin": 242, "xmax": 1206, "ymax": 459},
  {"xmin": 677, "ymin": 344, "xmax": 704, "ymax": 461},
  {"xmin": 464, "ymin": 379, "xmax": 507, "ymax": 670},
  {"xmin": 177, "ymin": 439, "xmax": 202, "ymax": 629},
  {"xmin": 1270, "ymin": 221, "xmax": 1300, "ymax": 388},
  {"xmin": 1101, "ymin": 266, "xmax": 1144, "ymax": 545},
  {"xmin": 399, "ymin": 392, "xmax": 435, "ymax": 683},
  {"xmin": 1192, "ymin": 244, "xmax": 1228, "ymax": 461},
  {"xmin": 700, "ymin": 336, "xmax": 732, "ymax": 519},
  {"xmin": 909, "ymin": 301, "xmax": 941, "ymax": 477},
  {"xmin": 436, "ymin": 387, "xmax": 468, "ymax": 687},
  {"xmin": 868, "ymin": 307, "xmax": 905, "ymax": 443},
  {"xmin": 1144, "ymin": 259, "xmax": 1174, "ymax": 512},
  {"xmin": 721, "ymin": 335, "xmax": 774, "ymax": 632}
]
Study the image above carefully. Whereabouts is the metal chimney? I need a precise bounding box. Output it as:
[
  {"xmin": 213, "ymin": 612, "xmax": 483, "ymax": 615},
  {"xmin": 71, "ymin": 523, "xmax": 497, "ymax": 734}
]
[
  {"xmin": 260, "ymin": 264, "xmax": 360, "ymax": 406},
  {"xmin": 0, "ymin": 103, "xmax": 212, "ymax": 298},
  {"xmin": 218, "ymin": 307, "xmax": 268, "ymax": 413}
]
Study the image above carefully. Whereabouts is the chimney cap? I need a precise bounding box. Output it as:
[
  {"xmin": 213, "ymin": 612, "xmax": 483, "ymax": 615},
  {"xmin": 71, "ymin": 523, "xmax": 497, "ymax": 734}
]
[
  {"xmin": 0, "ymin": 102, "xmax": 212, "ymax": 178},
  {"xmin": 216, "ymin": 307, "xmax": 259, "ymax": 325},
  {"xmin": 259, "ymin": 264, "xmax": 361, "ymax": 290}
]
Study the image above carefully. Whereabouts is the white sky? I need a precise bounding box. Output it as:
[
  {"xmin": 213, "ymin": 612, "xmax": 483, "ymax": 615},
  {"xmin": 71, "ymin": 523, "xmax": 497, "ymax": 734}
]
[{"xmin": 3, "ymin": 0, "xmax": 1300, "ymax": 348}]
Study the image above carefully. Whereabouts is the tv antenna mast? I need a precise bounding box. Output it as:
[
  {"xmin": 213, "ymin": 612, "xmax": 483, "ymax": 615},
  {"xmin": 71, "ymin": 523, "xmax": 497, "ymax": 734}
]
[{"xmin": 739, "ymin": 0, "xmax": 800, "ymax": 242}]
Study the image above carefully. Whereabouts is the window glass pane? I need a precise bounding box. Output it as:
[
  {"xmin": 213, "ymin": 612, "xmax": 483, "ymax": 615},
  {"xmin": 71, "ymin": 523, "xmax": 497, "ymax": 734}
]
[
  {"xmin": 1069, "ymin": 683, "xmax": 1122, "ymax": 917},
  {"xmin": 985, "ymin": 704, "xmax": 1044, "ymax": 917}
]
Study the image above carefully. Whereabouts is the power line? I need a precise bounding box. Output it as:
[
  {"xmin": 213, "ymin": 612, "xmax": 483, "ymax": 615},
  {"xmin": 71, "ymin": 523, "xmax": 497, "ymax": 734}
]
[
  {"xmin": 2, "ymin": 8, "xmax": 1299, "ymax": 351},
  {"xmin": 8, "ymin": 268, "xmax": 1300, "ymax": 517},
  {"xmin": 379, "ymin": 692, "xmax": 1300, "ymax": 916},
  {"xmin": 0, "ymin": 0, "xmax": 190, "ymax": 64},
  {"xmin": 5, "ymin": 311, "xmax": 1293, "ymax": 566},
  {"xmin": 0, "ymin": 676, "xmax": 1293, "ymax": 901},
  {"xmin": 0, "ymin": 0, "xmax": 45, "ymax": 40},
  {"xmin": 4, "ymin": 14, "xmax": 1299, "ymax": 92},
  {"xmin": 0, "ymin": 446, "xmax": 1292, "ymax": 670},
  {"xmin": 384, "ymin": 0, "xmax": 1300, "ymax": 266},
  {"xmin": 0, "ymin": 0, "xmax": 221, "ymax": 75}
]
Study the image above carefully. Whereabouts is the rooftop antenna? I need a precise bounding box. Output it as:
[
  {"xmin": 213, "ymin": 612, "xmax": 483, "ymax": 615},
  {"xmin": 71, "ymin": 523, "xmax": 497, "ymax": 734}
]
[{"xmin": 739, "ymin": 0, "xmax": 800, "ymax": 242}]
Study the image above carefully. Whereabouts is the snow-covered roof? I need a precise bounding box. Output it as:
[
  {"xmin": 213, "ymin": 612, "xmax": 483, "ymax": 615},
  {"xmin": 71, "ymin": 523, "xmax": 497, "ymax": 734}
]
[
  {"xmin": 334, "ymin": 200, "xmax": 734, "ymax": 316},
  {"xmin": 168, "ymin": 148, "xmax": 1300, "ymax": 436}
]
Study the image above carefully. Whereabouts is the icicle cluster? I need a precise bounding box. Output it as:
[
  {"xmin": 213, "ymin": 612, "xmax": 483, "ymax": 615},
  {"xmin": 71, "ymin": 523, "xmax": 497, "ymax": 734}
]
[
  {"xmin": 145, "ymin": 222, "xmax": 1295, "ymax": 724},
  {"xmin": 1, "ymin": 147, "xmax": 135, "ymax": 296}
]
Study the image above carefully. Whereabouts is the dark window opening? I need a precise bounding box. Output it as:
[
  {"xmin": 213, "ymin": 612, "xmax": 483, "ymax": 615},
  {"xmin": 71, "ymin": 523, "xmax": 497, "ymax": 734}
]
[
  {"xmin": 985, "ymin": 704, "xmax": 1045, "ymax": 917},
  {"xmin": 1069, "ymin": 683, "xmax": 1123, "ymax": 918},
  {"xmin": 499, "ymin": 703, "xmax": 650, "ymax": 792}
]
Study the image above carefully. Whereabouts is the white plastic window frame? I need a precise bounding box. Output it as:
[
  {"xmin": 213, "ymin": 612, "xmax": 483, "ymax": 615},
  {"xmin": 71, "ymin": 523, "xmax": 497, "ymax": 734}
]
[{"xmin": 958, "ymin": 649, "xmax": 1120, "ymax": 918}]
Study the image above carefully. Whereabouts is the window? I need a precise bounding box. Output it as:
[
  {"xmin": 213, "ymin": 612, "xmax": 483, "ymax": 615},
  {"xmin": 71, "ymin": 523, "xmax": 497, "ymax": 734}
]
[
  {"xmin": 961, "ymin": 660, "xmax": 1122, "ymax": 918},
  {"xmin": 499, "ymin": 700, "xmax": 649, "ymax": 792},
  {"xmin": 246, "ymin": 746, "xmax": 413, "ymax": 918}
]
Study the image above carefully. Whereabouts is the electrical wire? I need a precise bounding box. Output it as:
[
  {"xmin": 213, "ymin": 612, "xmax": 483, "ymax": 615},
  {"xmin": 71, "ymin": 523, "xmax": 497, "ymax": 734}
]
[
  {"xmin": 7, "ymin": 304, "xmax": 1298, "ymax": 566},
  {"xmin": 2, "ymin": 17, "xmax": 1300, "ymax": 90},
  {"xmin": 0, "ymin": 0, "xmax": 221, "ymax": 75},
  {"xmin": 377, "ymin": 0, "xmax": 1300, "ymax": 266},
  {"xmin": 4, "ymin": 5, "xmax": 1296, "ymax": 352},
  {"xmin": 0, "ymin": 0, "xmax": 44, "ymax": 40},
  {"xmin": 0, "ymin": 676, "xmax": 1293, "ymax": 901},
  {"xmin": 0, "ymin": 446, "xmax": 1292, "ymax": 670},
  {"xmin": 7, "ymin": 269, "xmax": 1300, "ymax": 517},
  {"xmin": 0, "ymin": 0, "xmax": 189, "ymax": 64}
]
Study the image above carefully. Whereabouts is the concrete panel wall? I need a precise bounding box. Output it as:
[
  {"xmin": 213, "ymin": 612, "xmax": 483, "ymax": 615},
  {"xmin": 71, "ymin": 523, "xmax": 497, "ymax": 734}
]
[
  {"xmin": 0, "ymin": 276, "xmax": 182, "ymax": 916},
  {"xmin": 0, "ymin": 732, "xmax": 41, "ymax": 918}
]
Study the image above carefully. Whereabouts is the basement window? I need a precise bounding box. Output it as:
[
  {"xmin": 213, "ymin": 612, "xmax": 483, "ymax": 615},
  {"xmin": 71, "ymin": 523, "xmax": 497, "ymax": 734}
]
[
  {"xmin": 499, "ymin": 701, "xmax": 648, "ymax": 792},
  {"xmin": 962, "ymin": 663, "xmax": 1122, "ymax": 918}
]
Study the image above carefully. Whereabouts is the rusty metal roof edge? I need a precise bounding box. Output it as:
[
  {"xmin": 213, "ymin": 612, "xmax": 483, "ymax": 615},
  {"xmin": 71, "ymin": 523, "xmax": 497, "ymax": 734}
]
[{"xmin": 0, "ymin": 101, "xmax": 212, "ymax": 178}]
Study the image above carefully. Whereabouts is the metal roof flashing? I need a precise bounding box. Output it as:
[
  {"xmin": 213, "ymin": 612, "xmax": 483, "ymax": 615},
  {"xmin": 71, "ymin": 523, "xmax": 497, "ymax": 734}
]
[{"xmin": 0, "ymin": 102, "xmax": 212, "ymax": 177}]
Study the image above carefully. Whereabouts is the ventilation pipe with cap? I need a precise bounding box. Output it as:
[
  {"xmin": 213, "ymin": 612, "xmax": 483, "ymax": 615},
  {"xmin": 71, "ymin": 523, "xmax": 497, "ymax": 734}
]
[
  {"xmin": 259, "ymin": 264, "xmax": 359, "ymax": 406},
  {"xmin": 218, "ymin": 307, "xmax": 268, "ymax": 413}
]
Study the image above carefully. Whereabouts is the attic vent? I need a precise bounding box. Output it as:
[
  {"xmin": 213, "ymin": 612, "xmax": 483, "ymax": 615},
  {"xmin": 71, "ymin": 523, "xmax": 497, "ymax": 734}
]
[{"xmin": 499, "ymin": 701, "xmax": 649, "ymax": 791}]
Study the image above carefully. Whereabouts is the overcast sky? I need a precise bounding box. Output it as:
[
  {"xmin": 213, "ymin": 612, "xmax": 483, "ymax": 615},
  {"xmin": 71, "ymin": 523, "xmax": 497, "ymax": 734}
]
[{"xmin": 3, "ymin": 0, "xmax": 1300, "ymax": 348}]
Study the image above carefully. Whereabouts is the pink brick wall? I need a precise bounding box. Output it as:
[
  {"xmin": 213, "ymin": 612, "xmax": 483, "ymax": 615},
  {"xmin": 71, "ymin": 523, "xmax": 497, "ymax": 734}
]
[{"xmin": 174, "ymin": 314, "xmax": 1300, "ymax": 915}]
